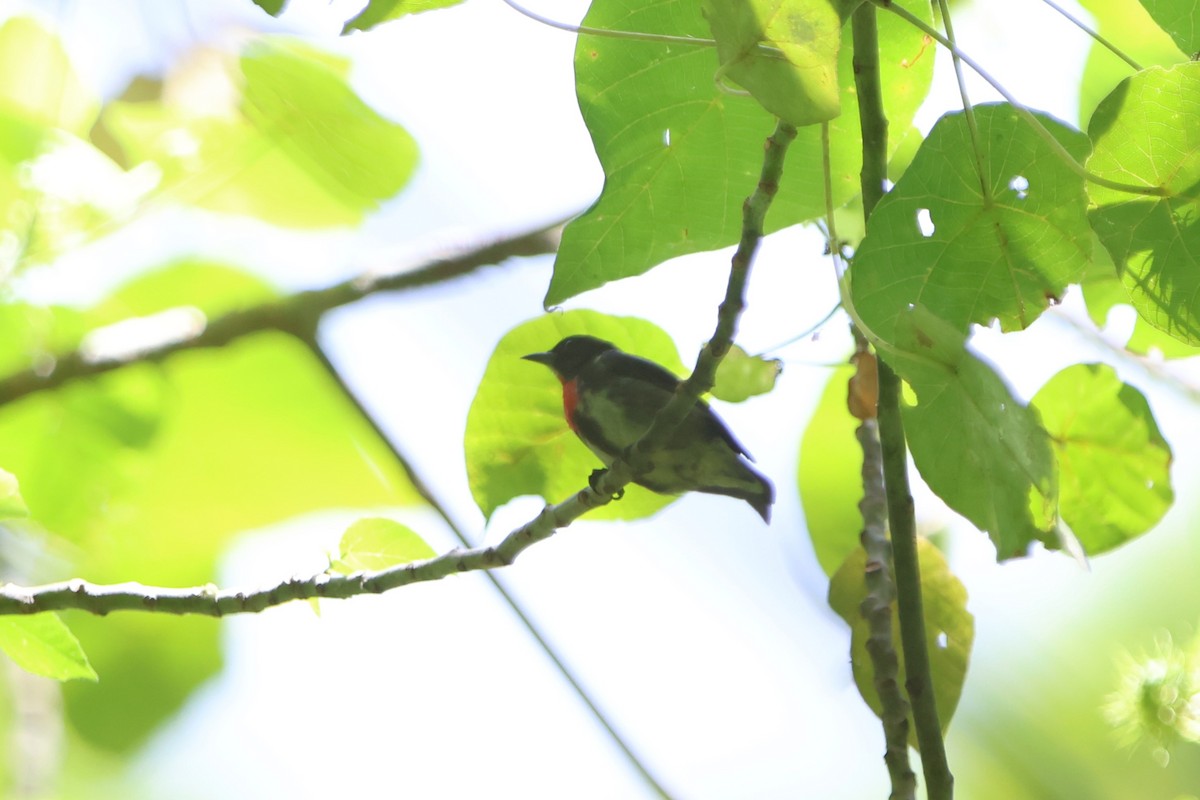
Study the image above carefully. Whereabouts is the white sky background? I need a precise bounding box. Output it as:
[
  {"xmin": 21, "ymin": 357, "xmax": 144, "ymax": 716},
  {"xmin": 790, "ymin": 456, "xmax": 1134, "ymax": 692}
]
[{"xmin": 9, "ymin": 0, "xmax": 1200, "ymax": 798}]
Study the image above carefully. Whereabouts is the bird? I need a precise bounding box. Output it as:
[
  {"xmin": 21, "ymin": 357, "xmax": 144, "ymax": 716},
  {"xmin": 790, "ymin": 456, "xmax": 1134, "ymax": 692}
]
[{"xmin": 522, "ymin": 335, "xmax": 774, "ymax": 522}]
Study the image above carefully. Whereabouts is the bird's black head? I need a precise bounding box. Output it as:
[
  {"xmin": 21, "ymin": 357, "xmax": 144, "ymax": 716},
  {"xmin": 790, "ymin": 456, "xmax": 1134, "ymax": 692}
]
[{"xmin": 522, "ymin": 335, "xmax": 616, "ymax": 379}]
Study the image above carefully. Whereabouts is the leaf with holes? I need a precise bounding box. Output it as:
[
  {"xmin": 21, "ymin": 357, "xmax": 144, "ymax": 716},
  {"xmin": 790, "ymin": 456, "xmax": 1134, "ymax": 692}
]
[
  {"xmin": 828, "ymin": 539, "xmax": 973, "ymax": 747},
  {"xmin": 549, "ymin": 0, "xmax": 934, "ymax": 305},
  {"xmin": 888, "ymin": 307, "xmax": 1058, "ymax": 560},
  {"xmin": 851, "ymin": 104, "xmax": 1093, "ymax": 344},
  {"xmin": 1033, "ymin": 363, "xmax": 1173, "ymax": 555},
  {"xmin": 702, "ymin": 0, "xmax": 842, "ymax": 127},
  {"xmin": 1087, "ymin": 64, "xmax": 1200, "ymax": 345}
]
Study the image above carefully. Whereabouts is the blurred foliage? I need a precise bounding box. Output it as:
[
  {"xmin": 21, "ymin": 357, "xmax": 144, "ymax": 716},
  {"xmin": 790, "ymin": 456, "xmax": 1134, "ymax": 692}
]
[{"xmin": 0, "ymin": 0, "xmax": 1197, "ymax": 797}]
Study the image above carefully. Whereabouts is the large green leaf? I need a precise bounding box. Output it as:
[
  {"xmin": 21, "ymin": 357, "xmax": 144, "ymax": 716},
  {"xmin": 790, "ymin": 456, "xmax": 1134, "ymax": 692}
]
[
  {"xmin": 1087, "ymin": 64, "xmax": 1200, "ymax": 344},
  {"xmin": 1032, "ymin": 364, "xmax": 1173, "ymax": 555},
  {"xmin": 549, "ymin": 0, "xmax": 933, "ymax": 305},
  {"xmin": 0, "ymin": 613, "xmax": 97, "ymax": 682},
  {"xmin": 465, "ymin": 310, "xmax": 686, "ymax": 520},
  {"xmin": 1077, "ymin": 0, "xmax": 1186, "ymax": 125},
  {"xmin": 828, "ymin": 538, "xmax": 973, "ymax": 747},
  {"xmin": 797, "ymin": 365, "xmax": 862, "ymax": 576},
  {"xmin": 702, "ymin": 0, "xmax": 842, "ymax": 126},
  {"xmin": 888, "ymin": 308, "xmax": 1058, "ymax": 560},
  {"xmin": 103, "ymin": 38, "xmax": 417, "ymax": 228},
  {"xmin": 851, "ymin": 104, "xmax": 1093, "ymax": 343},
  {"xmin": 1080, "ymin": 235, "xmax": 1199, "ymax": 358},
  {"xmin": 1137, "ymin": 0, "xmax": 1200, "ymax": 54}
]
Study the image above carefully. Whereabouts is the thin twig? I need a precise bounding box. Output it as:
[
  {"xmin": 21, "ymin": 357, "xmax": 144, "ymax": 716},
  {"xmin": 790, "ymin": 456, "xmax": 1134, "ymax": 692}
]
[
  {"xmin": 0, "ymin": 121, "xmax": 796, "ymax": 623},
  {"xmin": 0, "ymin": 219, "xmax": 566, "ymax": 406},
  {"xmin": 498, "ymin": 0, "xmax": 786, "ymax": 58},
  {"xmin": 1038, "ymin": 0, "xmax": 1143, "ymax": 71},
  {"xmin": 936, "ymin": 0, "xmax": 990, "ymax": 204},
  {"xmin": 304, "ymin": 338, "xmax": 675, "ymax": 800}
]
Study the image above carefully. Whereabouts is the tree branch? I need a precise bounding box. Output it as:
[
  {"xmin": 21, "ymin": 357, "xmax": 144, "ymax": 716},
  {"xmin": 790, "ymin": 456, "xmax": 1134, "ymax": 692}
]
[
  {"xmin": 597, "ymin": 118, "xmax": 797, "ymax": 494},
  {"xmin": 0, "ymin": 219, "xmax": 566, "ymax": 406},
  {"xmin": 852, "ymin": 5, "xmax": 954, "ymax": 799},
  {"xmin": 852, "ymin": 342, "xmax": 916, "ymax": 800},
  {"xmin": 0, "ymin": 119, "xmax": 795, "ymax": 620}
]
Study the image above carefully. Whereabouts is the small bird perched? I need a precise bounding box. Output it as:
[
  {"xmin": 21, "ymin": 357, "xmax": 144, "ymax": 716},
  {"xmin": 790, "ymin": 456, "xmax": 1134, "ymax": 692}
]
[{"xmin": 523, "ymin": 335, "xmax": 774, "ymax": 522}]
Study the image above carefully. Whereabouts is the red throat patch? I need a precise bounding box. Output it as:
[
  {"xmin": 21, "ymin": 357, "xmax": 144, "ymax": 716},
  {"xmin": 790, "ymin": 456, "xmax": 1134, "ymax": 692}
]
[{"xmin": 561, "ymin": 378, "xmax": 580, "ymax": 433}]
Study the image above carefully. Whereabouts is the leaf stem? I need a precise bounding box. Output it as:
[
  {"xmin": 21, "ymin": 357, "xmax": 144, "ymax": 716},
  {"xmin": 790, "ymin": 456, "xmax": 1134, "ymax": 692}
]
[
  {"xmin": 498, "ymin": 0, "xmax": 784, "ymax": 58},
  {"xmin": 1038, "ymin": 0, "xmax": 1143, "ymax": 71},
  {"xmin": 873, "ymin": 0, "xmax": 1167, "ymax": 198},
  {"xmin": 853, "ymin": 5, "xmax": 954, "ymax": 800},
  {"xmin": 936, "ymin": 0, "xmax": 991, "ymax": 204}
]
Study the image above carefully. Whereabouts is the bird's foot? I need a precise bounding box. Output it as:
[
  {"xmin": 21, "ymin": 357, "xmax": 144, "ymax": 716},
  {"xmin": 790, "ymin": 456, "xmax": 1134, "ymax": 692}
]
[{"xmin": 588, "ymin": 468, "xmax": 624, "ymax": 500}]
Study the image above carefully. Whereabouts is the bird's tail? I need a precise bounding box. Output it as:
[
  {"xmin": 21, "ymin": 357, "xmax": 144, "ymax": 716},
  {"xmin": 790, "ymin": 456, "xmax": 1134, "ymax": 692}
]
[{"xmin": 701, "ymin": 465, "xmax": 774, "ymax": 524}]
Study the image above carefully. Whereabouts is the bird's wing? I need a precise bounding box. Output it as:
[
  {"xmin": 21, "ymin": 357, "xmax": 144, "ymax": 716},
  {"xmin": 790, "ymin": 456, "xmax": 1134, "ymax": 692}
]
[{"xmin": 596, "ymin": 351, "xmax": 756, "ymax": 461}]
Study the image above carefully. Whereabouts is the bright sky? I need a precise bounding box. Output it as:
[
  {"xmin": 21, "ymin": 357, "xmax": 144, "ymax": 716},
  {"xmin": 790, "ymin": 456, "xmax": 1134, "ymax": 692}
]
[{"xmin": 10, "ymin": 0, "xmax": 1200, "ymax": 798}]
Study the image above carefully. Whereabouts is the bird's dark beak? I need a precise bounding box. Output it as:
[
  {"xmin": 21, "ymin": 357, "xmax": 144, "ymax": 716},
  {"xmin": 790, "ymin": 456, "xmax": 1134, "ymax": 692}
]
[{"xmin": 522, "ymin": 352, "xmax": 555, "ymax": 367}]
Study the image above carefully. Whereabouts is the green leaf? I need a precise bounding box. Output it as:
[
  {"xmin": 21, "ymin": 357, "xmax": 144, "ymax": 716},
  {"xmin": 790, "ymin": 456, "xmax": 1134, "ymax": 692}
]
[
  {"xmin": 0, "ymin": 613, "xmax": 97, "ymax": 682},
  {"xmin": 1077, "ymin": 0, "xmax": 1186, "ymax": 125},
  {"xmin": 702, "ymin": 0, "xmax": 842, "ymax": 126},
  {"xmin": 711, "ymin": 344, "xmax": 780, "ymax": 402},
  {"xmin": 1087, "ymin": 64, "xmax": 1200, "ymax": 345},
  {"xmin": 797, "ymin": 365, "xmax": 862, "ymax": 576},
  {"xmin": 332, "ymin": 517, "xmax": 435, "ymax": 573},
  {"xmin": 549, "ymin": 0, "xmax": 933, "ymax": 305},
  {"xmin": 0, "ymin": 467, "xmax": 28, "ymax": 519},
  {"xmin": 103, "ymin": 38, "xmax": 418, "ymax": 228},
  {"xmin": 1137, "ymin": 0, "xmax": 1200, "ymax": 54},
  {"xmin": 1081, "ymin": 235, "xmax": 1200, "ymax": 358},
  {"xmin": 343, "ymin": 0, "xmax": 466, "ymax": 32},
  {"xmin": 851, "ymin": 104, "xmax": 1093, "ymax": 343},
  {"xmin": 465, "ymin": 310, "xmax": 684, "ymax": 520},
  {"xmin": 828, "ymin": 539, "xmax": 973, "ymax": 746},
  {"xmin": 889, "ymin": 307, "xmax": 1058, "ymax": 560},
  {"xmin": 252, "ymin": 0, "xmax": 286, "ymax": 15},
  {"xmin": 1032, "ymin": 364, "xmax": 1173, "ymax": 555}
]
